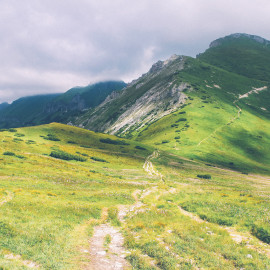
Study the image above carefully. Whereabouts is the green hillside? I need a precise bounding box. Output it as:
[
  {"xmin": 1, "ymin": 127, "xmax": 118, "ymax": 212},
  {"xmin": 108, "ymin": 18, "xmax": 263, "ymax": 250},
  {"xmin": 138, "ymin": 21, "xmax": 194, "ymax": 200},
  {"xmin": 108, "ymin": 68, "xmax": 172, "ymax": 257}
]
[
  {"xmin": 54, "ymin": 81, "xmax": 126, "ymax": 107},
  {"xmin": 0, "ymin": 94, "xmax": 60, "ymax": 128},
  {"xmin": 197, "ymin": 33, "xmax": 270, "ymax": 81},
  {"xmin": 133, "ymin": 57, "xmax": 270, "ymax": 174},
  {"xmin": 0, "ymin": 123, "xmax": 269, "ymax": 269},
  {"xmin": 0, "ymin": 34, "xmax": 270, "ymax": 269},
  {"xmin": 0, "ymin": 81, "xmax": 126, "ymax": 129}
]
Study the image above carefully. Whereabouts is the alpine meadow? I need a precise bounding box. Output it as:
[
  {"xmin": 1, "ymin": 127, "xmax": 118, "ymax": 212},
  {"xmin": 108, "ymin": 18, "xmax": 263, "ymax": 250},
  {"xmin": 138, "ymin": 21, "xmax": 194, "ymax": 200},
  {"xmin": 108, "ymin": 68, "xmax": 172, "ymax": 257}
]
[{"xmin": 0, "ymin": 33, "xmax": 270, "ymax": 270}]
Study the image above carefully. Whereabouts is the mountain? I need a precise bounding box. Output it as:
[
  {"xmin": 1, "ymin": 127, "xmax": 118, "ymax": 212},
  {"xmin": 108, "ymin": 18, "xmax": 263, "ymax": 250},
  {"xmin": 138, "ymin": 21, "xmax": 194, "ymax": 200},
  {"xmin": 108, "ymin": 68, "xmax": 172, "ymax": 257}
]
[
  {"xmin": 0, "ymin": 94, "xmax": 60, "ymax": 128},
  {"xmin": 1, "ymin": 34, "xmax": 270, "ymax": 269},
  {"xmin": 197, "ymin": 33, "xmax": 270, "ymax": 81},
  {"xmin": 0, "ymin": 102, "xmax": 9, "ymax": 111},
  {"xmin": 70, "ymin": 33, "xmax": 270, "ymax": 174},
  {"xmin": 0, "ymin": 81, "xmax": 126, "ymax": 128}
]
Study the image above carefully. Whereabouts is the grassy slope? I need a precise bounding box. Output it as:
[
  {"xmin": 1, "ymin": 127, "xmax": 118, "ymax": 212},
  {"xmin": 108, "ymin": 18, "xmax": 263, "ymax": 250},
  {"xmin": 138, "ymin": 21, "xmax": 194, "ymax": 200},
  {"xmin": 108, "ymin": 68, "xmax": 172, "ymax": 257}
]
[
  {"xmin": 0, "ymin": 123, "xmax": 153, "ymax": 269},
  {"xmin": 0, "ymin": 123, "xmax": 269, "ymax": 269},
  {"xmin": 197, "ymin": 35, "xmax": 270, "ymax": 82},
  {"xmin": 133, "ymin": 58, "xmax": 270, "ymax": 174}
]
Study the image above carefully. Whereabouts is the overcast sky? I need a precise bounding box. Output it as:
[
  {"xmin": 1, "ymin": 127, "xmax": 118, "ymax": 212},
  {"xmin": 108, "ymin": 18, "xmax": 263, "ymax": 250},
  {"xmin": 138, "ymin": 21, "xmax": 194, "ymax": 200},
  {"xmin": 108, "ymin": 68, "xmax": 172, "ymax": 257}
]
[{"xmin": 0, "ymin": 0, "xmax": 270, "ymax": 103}]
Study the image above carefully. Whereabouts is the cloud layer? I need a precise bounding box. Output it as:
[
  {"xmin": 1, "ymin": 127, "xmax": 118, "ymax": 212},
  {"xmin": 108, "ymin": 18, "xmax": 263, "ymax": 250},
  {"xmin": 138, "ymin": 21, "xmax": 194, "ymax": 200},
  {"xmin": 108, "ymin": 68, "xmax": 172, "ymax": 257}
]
[{"xmin": 1, "ymin": 0, "xmax": 270, "ymax": 102}]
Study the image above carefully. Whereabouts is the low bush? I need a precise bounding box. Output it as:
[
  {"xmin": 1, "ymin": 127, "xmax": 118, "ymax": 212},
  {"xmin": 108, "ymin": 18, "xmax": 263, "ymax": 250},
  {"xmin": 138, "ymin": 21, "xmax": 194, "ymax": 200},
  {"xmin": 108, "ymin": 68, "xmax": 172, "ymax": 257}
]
[
  {"xmin": 14, "ymin": 133, "xmax": 25, "ymax": 137},
  {"xmin": 16, "ymin": 155, "xmax": 26, "ymax": 159},
  {"xmin": 100, "ymin": 138, "xmax": 129, "ymax": 145},
  {"xmin": 197, "ymin": 174, "xmax": 211, "ymax": 179},
  {"xmin": 8, "ymin": 128, "xmax": 17, "ymax": 132},
  {"xmin": 80, "ymin": 145, "xmax": 91, "ymax": 148},
  {"xmin": 50, "ymin": 150, "xmax": 87, "ymax": 162},
  {"xmin": 67, "ymin": 140, "xmax": 77, "ymax": 144},
  {"xmin": 162, "ymin": 140, "xmax": 169, "ymax": 144},
  {"xmin": 251, "ymin": 224, "xmax": 270, "ymax": 244},
  {"xmin": 91, "ymin": 157, "xmax": 107, "ymax": 163},
  {"xmin": 135, "ymin": 145, "xmax": 146, "ymax": 150},
  {"xmin": 3, "ymin": 151, "xmax": 15, "ymax": 156},
  {"xmin": 26, "ymin": 140, "xmax": 36, "ymax": 144},
  {"xmin": 176, "ymin": 118, "xmax": 187, "ymax": 123},
  {"xmin": 44, "ymin": 134, "xmax": 61, "ymax": 141}
]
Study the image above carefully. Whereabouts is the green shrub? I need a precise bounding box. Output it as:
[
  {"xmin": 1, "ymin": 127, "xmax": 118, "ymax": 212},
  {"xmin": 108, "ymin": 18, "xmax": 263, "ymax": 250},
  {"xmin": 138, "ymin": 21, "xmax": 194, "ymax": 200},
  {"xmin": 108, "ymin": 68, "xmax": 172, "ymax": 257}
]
[
  {"xmin": 3, "ymin": 151, "xmax": 15, "ymax": 156},
  {"xmin": 26, "ymin": 140, "xmax": 36, "ymax": 144},
  {"xmin": 16, "ymin": 155, "xmax": 26, "ymax": 159},
  {"xmin": 91, "ymin": 157, "xmax": 107, "ymax": 163},
  {"xmin": 13, "ymin": 138, "xmax": 23, "ymax": 142},
  {"xmin": 100, "ymin": 138, "xmax": 129, "ymax": 145},
  {"xmin": 80, "ymin": 145, "xmax": 91, "ymax": 148},
  {"xmin": 135, "ymin": 145, "xmax": 146, "ymax": 150},
  {"xmin": 162, "ymin": 140, "xmax": 169, "ymax": 144},
  {"xmin": 176, "ymin": 118, "xmax": 187, "ymax": 122},
  {"xmin": 8, "ymin": 128, "xmax": 17, "ymax": 132},
  {"xmin": 43, "ymin": 134, "xmax": 61, "ymax": 141},
  {"xmin": 14, "ymin": 133, "xmax": 25, "ymax": 137},
  {"xmin": 67, "ymin": 140, "xmax": 77, "ymax": 144},
  {"xmin": 251, "ymin": 224, "xmax": 270, "ymax": 244},
  {"xmin": 174, "ymin": 136, "xmax": 180, "ymax": 139},
  {"xmin": 49, "ymin": 150, "xmax": 87, "ymax": 162},
  {"xmin": 197, "ymin": 174, "xmax": 211, "ymax": 179}
]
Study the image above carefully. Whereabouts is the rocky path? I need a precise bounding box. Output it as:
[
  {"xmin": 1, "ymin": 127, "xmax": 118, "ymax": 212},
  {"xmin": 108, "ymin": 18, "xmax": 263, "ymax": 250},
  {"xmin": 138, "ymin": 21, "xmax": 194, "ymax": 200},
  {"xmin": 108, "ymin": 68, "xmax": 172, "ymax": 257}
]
[
  {"xmin": 143, "ymin": 151, "xmax": 164, "ymax": 181},
  {"xmin": 87, "ymin": 152, "xmax": 164, "ymax": 270},
  {"xmin": 87, "ymin": 223, "xmax": 131, "ymax": 270}
]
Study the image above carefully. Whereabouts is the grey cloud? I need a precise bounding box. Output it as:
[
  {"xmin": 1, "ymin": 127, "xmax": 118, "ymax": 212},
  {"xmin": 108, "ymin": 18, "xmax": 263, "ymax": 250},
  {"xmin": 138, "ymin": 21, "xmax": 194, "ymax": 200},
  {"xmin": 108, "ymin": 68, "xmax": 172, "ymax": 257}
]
[{"xmin": 0, "ymin": 0, "xmax": 270, "ymax": 102}]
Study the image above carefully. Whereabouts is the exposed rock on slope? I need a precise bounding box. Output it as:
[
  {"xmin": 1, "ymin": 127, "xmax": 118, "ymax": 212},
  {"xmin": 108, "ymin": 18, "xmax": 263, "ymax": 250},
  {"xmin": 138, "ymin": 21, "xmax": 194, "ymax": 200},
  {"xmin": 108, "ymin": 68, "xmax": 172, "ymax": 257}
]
[{"xmin": 73, "ymin": 55, "xmax": 190, "ymax": 136}]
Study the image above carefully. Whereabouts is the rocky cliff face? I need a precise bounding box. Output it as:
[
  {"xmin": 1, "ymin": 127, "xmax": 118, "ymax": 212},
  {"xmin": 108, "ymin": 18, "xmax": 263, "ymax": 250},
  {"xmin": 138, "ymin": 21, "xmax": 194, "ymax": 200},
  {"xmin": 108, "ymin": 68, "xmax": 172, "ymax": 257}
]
[{"xmin": 73, "ymin": 55, "xmax": 190, "ymax": 136}]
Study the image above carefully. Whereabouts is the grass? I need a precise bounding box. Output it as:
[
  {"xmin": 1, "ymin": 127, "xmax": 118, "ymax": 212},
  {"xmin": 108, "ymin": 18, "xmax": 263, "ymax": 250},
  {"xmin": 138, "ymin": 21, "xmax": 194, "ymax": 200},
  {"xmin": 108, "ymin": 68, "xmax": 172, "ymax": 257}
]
[
  {"xmin": 132, "ymin": 58, "xmax": 270, "ymax": 175},
  {"xmin": 0, "ymin": 122, "xmax": 269, "ymax": 269}
]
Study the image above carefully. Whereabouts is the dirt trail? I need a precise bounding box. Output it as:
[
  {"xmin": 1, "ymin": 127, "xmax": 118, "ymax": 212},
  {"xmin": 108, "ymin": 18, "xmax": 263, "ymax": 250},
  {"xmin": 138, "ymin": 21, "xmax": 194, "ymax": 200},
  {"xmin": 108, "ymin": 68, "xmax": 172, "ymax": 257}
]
[
  {"xmin": 143, "ymin": 151, "xmax": 164, "ymax": 181},
  {"xmin": 197, "ymin": 94, "xmax": 242, "ymax": 146},
  {"xmin": 87, "ymin": 224, "xmax": 130, "ymax": 270},
  {"xmin": 87, "ymin": 168, "xmax": 159, "ymax": 270}
]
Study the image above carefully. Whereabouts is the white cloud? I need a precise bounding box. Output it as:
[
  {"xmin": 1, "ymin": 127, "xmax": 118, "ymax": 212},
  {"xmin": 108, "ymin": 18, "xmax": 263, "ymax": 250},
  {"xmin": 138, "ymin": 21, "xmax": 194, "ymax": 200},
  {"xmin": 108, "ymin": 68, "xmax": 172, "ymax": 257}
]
[{"xmin": 0, "ymin": 0, "xmax": 270, "ymax": 102}]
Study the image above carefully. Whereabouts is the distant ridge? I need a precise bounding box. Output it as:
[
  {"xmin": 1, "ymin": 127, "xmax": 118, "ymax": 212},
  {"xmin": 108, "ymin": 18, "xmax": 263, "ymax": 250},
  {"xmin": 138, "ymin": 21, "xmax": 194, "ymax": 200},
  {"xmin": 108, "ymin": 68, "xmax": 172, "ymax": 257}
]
[
  {"xmin": 0, "ymin": 81, "xmax": 126, "ymax": 128},
  {"xmin": 209, "ymin": 33, "xmax": 270, "ymax": 48}
]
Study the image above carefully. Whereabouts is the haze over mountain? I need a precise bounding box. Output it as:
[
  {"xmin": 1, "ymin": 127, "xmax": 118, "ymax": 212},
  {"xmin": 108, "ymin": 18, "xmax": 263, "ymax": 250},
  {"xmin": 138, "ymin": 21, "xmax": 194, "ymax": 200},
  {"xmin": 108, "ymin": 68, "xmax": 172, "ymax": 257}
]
[{"xmin": 0, "ymin": 81, "xmax": 126, "ymax": 128}]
